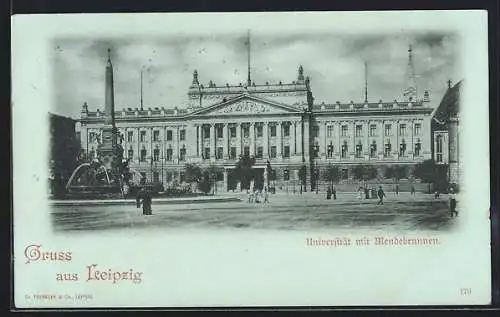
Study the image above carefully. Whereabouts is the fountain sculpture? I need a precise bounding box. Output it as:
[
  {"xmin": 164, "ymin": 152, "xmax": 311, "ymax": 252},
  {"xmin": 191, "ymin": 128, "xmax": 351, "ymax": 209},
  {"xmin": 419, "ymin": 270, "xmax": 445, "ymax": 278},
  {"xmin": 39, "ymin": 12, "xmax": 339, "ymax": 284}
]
[{"xmin": 64, "ymin": 49, "xmax": 134, "ymax": 199}]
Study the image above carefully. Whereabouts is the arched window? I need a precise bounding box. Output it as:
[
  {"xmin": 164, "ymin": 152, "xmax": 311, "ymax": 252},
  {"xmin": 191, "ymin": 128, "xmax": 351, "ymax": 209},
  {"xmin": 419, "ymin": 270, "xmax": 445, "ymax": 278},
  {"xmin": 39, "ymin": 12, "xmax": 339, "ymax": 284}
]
[
  {"xmin": 355, "ymin": 141, "xmax": 363, "ymax": 158},
  {"xmin": 384, "ymin": 140, "xmax": 391, "ymax": 158},
  {"xmin": 180, "ymin": 144, "xmax": 186, "ymax": 161},
  {"xmin": 370, "ymin": 141, "xmax": 377, "ymax": 158},
  {"xmin": 153, "ymin": 146, "xmax": 160, "ymax": 162},
  {"xmin": 128, "ymin": 147, "xmax": 134, "ymax": 161},
  {"xmin": 327, "ymin": 141, "xmax": 334, "ymax": 158},
  {"xmin": 341, "ymin": 141, "xmax": 348, "ymax": 159},
  {"xmin": 414, "ymin": 138, "xmax": 421, "ymax": 157},
  {"xmin": 399, "ymin": 139, "xmax": 406, "ymax": 157},
  {"xmin": 140, "ymin": 146, "xmax": 147, "ymax": 162},
  {"xmin": 166, "ymin": 145, "xmax": 173, "ymax": 161},
  {"xmin": 436, "ymin": 135, "xmax": 443, "ymax": 162}
]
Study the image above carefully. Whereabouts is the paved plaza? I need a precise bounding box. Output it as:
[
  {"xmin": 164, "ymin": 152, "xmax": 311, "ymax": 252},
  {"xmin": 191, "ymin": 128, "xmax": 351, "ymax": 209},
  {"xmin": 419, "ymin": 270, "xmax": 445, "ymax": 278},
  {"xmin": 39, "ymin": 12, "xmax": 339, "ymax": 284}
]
[{"xmin": 50, "ymin": 192, "xmax": 458, "ymax": 232}]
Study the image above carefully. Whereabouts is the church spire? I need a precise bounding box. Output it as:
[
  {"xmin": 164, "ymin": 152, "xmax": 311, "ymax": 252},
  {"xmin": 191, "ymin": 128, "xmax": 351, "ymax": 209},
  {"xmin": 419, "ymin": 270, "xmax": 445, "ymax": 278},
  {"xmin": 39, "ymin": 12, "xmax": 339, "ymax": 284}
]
[{"xmin": 403, "ymin": 44, "xmax": 418, "ymax": 101}]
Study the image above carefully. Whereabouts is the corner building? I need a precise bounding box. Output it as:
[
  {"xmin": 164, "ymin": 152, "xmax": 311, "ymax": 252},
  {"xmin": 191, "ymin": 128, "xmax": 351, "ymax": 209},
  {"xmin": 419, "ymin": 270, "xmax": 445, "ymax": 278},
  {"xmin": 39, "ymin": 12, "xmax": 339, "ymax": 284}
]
[{"xmin": 79, "ymin": 47, "xmax": 434, "ymax": 192}]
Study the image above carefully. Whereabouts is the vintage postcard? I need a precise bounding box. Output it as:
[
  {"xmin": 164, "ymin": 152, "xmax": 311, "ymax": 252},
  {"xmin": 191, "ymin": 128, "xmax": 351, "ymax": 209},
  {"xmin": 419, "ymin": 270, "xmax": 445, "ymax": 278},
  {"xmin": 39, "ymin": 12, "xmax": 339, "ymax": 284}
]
[{"xmin": 12, "ymin": 11, "xmax": 491, "ymax": 308}]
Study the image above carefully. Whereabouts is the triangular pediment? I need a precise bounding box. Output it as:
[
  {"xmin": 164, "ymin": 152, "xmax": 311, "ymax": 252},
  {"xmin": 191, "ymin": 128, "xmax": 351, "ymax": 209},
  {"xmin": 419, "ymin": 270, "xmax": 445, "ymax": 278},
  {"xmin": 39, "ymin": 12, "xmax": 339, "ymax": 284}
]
[{"xmin": 188, "ymin": 94, "xmax": 302, "ymax": 117}]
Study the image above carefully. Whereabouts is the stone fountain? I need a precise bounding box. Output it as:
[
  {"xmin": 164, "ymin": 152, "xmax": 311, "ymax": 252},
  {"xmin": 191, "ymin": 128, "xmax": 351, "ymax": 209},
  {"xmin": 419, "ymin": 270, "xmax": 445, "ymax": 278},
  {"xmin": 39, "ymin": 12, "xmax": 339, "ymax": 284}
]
[{"xmin": 64, "ymin": 49, "xmax": 131, "ymax": 199}]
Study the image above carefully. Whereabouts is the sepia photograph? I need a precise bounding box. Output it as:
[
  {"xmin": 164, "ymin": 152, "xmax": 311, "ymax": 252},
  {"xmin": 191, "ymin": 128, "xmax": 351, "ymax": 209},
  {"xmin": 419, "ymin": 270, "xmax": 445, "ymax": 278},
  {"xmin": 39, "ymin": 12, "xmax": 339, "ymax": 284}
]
[{"xmin": 12, "ymin": 11, "xmax": 490, "ymax": 308}]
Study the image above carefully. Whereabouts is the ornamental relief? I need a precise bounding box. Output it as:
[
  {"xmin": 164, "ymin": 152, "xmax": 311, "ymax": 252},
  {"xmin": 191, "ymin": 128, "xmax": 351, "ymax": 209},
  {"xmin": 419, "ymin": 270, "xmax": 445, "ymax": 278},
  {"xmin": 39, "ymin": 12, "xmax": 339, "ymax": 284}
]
[{"xmin": 214, "ymin": 100, "xmax": 279, "ymax": 115}]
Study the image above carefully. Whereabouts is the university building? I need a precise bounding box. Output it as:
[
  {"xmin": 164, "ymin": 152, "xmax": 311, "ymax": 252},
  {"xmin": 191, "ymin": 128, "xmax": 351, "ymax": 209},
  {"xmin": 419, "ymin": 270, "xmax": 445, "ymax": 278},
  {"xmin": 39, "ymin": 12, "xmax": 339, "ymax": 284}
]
[{"xmin": 77, "ymin": 42, "xmax": 436, "ymax": 192}]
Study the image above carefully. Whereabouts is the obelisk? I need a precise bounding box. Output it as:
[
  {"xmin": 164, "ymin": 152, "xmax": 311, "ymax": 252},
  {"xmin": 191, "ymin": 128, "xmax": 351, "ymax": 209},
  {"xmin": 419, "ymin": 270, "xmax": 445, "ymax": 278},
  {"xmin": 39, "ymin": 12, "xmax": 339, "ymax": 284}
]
[{"xmin": 98, "ymin": 49, "xmax": 120, "ymax": 175}]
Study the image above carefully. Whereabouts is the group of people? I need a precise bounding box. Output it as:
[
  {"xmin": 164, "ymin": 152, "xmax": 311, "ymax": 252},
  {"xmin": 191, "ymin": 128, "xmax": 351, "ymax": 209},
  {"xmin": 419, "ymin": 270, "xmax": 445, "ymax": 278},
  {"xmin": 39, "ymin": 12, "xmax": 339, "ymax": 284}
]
[
  {"xmin": 326, "ymin": 186, "xmax": 337, "ymax": 200},
  {"xmin": 247, "ymin": 187, "xmax": 270, "ymax": 204}
]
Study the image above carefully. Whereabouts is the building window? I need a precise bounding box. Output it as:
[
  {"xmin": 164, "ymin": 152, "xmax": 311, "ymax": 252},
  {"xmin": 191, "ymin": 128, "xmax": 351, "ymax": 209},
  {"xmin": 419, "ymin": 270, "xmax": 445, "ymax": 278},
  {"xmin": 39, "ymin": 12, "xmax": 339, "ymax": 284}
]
[
  {"xmin": 153, "ymin": 130, "xmax": 160, "ymax": 142},
  {"xmin": 355, "ymin": 125, "xmax": 363, "ymax": 137},
  {"xmin": 370, "ymin": 141, "xmax": 377, "ymax": 158},
  {"xmin": 384, "ymin": 142, "xmax": 391, "ymax": 157},
  {"xmin": 217, "ymin": 147, "xmax": 223, "ymax": 159},
  {"xmin": 327, "ymin": 142, "xmax": 334, "ymax": 158},
  {"xmin": 167, "ymin": 130, "xmax": 173, "ymax": 141},
  {"xmin": 153, "ymin": 148, "xmax": 160, "ymax": 161},
  {"xmin": 414, "ymin": 140, "xmax": 421, "ymax": 157},
  {"xmin": 355, "ymin": 143, "xmax": 362, "ymax": 158},
  {"xmin": 384, "ymin": 124, "xmax": 392, "ymax": 136},
  {"xmin": 216, "ymin": 172, "xmax": 224, "ymax": 182},
  {"xmin": 399, "ymin": 140, "xmax": 406, "ymax": 156},
  {"xmin": 243, "ymin": 125, "xmax": 250, "ymax": 138},
  {"xmin": 283, "ymin": 169, "xmax": 290, "ymax": 181},
  {"xmin": 399, "ymin": 124, "xmax": 406, "ymax": 136},
  {"xmin": 180, "ymin": 172, "xmax": 185, "ymax": 183},
  {"xmin": 89, "ymin": 132, "xmax": 96, "ymax": 143},
  {"xmin": 283, "ymin": 146, "xmax": 290, "ymax": 158},
  {"xmin": 270, "ymin": 146, "xmax": 277, "ymax": 158},
  {"xmin": 341, "ymin": 141, "xmax": 348, "ymax": 158},
  {"xmin": 204, "ymin": 147, "xmax": 210, "ymax": 159},
  {"xmin": 341, "ymin": 125, "xmax": 348, "ymax": 137},
  {"xmin": 283, "ymin": 125, "xmax": 290, "ymax": 137},
  {"xmin": 341, "ymin": 168, "xmax": 348, "ymax": 180},
  {"xmin": 312, "ymin": 125, "xmax": 319, "ymax": 138},
  {"xmin": 216, "ymin": 126, "xmax": 223, "ymax": 138},
  {"xmin": 327, "ymin": 125, "xmax": 334, "ymax": 138},
  {"xmin": 256, "ymin": 125, "xmax": 263, "ymax": 137},
  {"xmin": 180, "ymin": 129, "xmax": 186, "ymax": 141},
  {"xmin": 179, "ymin": 147, "xmax": 186, "ymax": 161},
  {"xmin": 243, "ymin": 146, "xmax": 250, "ymax": 157},
  {"xmin": 256, "ymin": 146, "xmax": 263, "ymax": 158},
  {"xmin": 230, "ymin": 126, "xmax": 236, "ymax": 138},
  {"xmin": 140, "ymin": 149, "xmax": 147, "ymax": 162},
  {"xmin": 270, "ymin": 125, "xmax": 277, "ymax": 137},
  {"xmin": 436, "ymin": 135, "xmax": 443, "ymax": 162},
  {"xmin": 203, "ymin": 126, "xmax": 210, "ymax": 139},
  {"xmin": 127, "ymin": 131, "xmax": 134, "ymax": 142},
  {"xmin": 166, "ymin": 172, "xmax": 173, "ymax": 182},
  {"xmin": 369, "ymin": 124, "xmax": 376, "ymax": 137},
  {"xmin": 230, "ymin": 147, "xmax": 236, "ymax": 159},
  {"xmin": 153, "ymin": 172, "xmax": 159, "ymax": 183},
  {"xmin": 140, "ymin": 131, "xmax": 146, "ymax": 142},
  {"xmin": 414, "ymin": 123, "xmax": 421, "ymax": 136},
  {"xmin": 128, "ymin": 148, "xmax": 133, "ymax": 160},
  {"xmin": 166, "ymin": 148, "xmax": 173, "ymax": 161}
]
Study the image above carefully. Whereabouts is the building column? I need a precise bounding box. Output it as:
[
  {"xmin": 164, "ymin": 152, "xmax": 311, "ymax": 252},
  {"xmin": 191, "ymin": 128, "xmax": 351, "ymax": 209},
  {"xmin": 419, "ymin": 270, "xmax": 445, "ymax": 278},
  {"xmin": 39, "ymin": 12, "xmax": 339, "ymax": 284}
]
[
  {"xmin": 249, "ymin": 122, "xmax": 255, "ymax": 157},
  {"xmin": 223, "ymin": 169, "xmax": 228, "ymax": 192},
  {"xmin": 236, "ymin": 122, "xmax": 241, "ymax": 157},
  {"xmin": 409, "ymin": 120, "xmax": 415, "ymax": 157},
  {"xmin": 303, "ymin": 120, "xmax": 309, "ymax": 157},
  {"xmin": 223, "ymin": 123, "xmax": 228, "ymax": 159},
  {"xmin": 198, "ymin": 125, "xmax": 203, "ymax": 159},
  {"xmin": 379, "ymin": 120, "xmax": 385, "ymax": 159},
  {"xmin": 263, "ymin": 121, "xmax": 269, "ymax": 158},
  {"xmin": 277, "ymin": 121, "xmax": 283, "ymax": 158},
  {"xmin": 291, "ymin": 121, "xmax": 296, "ymax": 155},
  {"xmin": 210, "ymin": 123, "xmax": 216, "ymax": 161},
  {"xmin": 296, "ymin": 120, "xmax": 303, "ymax": 155},
  {"xmin": 319, "ymin": 120, "xmax": 326, "ymax": 157}
]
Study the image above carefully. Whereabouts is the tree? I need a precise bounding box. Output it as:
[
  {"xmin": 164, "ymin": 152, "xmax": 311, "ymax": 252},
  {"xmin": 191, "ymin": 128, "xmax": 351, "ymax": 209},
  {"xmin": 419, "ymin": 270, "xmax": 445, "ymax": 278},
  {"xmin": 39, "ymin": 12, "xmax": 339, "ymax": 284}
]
[
  {"xmin": 184, "ymin": 163, "xmax": 202, "ymax": 192},
  {"xmin": 385, "ymin": 165, "xmax": 407, "ymax": 184},
  {"xmin": 233, "ymin": 155, "xmax": 256, "ymax": 190},
  {"xmin": 205, "ymin": 165, "xmax": 223, "ymax": 194},
  {"xmin": 324, "ymin": 165, "xmax": 340, "ymax": 187},
  {"xmin": 413, "ymin": 160, "xmax": 449, "ymax": 193},
  {"xmin": 299, "ymin": 164, "xmax": 307, "ymax": 192},
  {"xmin": 352, "ymin": 164, "xmax": 378, "ymax": 186}
]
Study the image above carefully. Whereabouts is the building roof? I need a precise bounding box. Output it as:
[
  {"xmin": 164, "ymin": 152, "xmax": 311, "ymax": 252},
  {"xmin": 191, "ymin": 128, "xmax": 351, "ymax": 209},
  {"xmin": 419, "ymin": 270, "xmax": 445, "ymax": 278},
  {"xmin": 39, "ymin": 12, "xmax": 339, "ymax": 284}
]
[{"xmin": 432, "ymin": 80, "xmax": 462, "ymax": 124}]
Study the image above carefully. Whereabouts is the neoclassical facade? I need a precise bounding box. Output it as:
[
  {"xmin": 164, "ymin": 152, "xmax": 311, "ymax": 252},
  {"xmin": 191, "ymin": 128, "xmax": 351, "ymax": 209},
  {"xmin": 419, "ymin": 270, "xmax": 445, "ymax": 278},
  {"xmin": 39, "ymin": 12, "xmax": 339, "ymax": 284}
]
[{"xmin": 78, "ymin": 47, "xmax": 435, "ymax": 191}]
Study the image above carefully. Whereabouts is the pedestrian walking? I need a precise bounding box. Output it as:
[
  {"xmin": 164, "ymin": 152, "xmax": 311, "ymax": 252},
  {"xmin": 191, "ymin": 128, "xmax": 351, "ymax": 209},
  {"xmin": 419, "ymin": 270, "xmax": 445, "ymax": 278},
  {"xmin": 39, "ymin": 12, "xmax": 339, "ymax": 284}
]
[
  {"xmin": 263, "ymin": 187, "xmax": 269, "ymax": 204},
  {"xmin": 364, "ymin": 187, "xmax": 369, "ymax": 199},
  {"xmin": 449, "ymin": 188, "xmax": 458, "ymax": 217},
  {"xmin": 326, "ymin": 186, "xmax": 332, "ymax": 200},
  {"xmin": 136, "ymin": 187, "xmax": 153, "ymax": 215},
  {"xmin": 357, "ymin": 187, "xmax": 363, "ymax": 200},
  {"xmin": 377, "ymin": 186, "xmax": 386, "ymax": 205},
  {"xmin": 395, "ymin": 184, "xmax": 399, "ymax": 196},
  {"xmin": 410, "ymin": 184, "xmax": 415, "ymax": 195},
  {"xmin": 332, "ymin": 186, "xmax": 337, "ymax": 200}
]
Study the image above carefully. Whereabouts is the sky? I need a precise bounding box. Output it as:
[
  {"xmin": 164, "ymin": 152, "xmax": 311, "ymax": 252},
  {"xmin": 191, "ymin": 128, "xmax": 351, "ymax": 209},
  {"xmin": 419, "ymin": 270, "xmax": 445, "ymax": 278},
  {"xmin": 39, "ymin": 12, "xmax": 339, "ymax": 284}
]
[{"xmin": 52, "ymin": 31, "xmax": 460, "ymax": 118}]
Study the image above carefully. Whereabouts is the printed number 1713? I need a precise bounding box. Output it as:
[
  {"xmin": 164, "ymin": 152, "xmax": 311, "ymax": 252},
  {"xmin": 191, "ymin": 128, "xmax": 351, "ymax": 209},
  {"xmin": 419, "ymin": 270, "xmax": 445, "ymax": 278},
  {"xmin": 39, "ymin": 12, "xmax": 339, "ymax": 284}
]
[{"xmin": 460, "ymin": 288, "xmax": 472, "ymax": 296}]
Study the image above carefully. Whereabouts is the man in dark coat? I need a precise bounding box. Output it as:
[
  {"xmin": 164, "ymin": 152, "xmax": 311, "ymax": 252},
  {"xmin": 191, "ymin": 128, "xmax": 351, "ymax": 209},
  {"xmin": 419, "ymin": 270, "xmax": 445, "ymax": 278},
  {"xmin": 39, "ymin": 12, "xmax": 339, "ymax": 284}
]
[
  {"xmin": 136, "ymin": 187, "xmax": 153, "ymax": 215},
  {"xmin": 326, "ymin": 186, "xmax": 332, "ymax": 200},
  {"xmin": 377, "ymin": 186, "xmax": 386, "ymax": 205}
]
